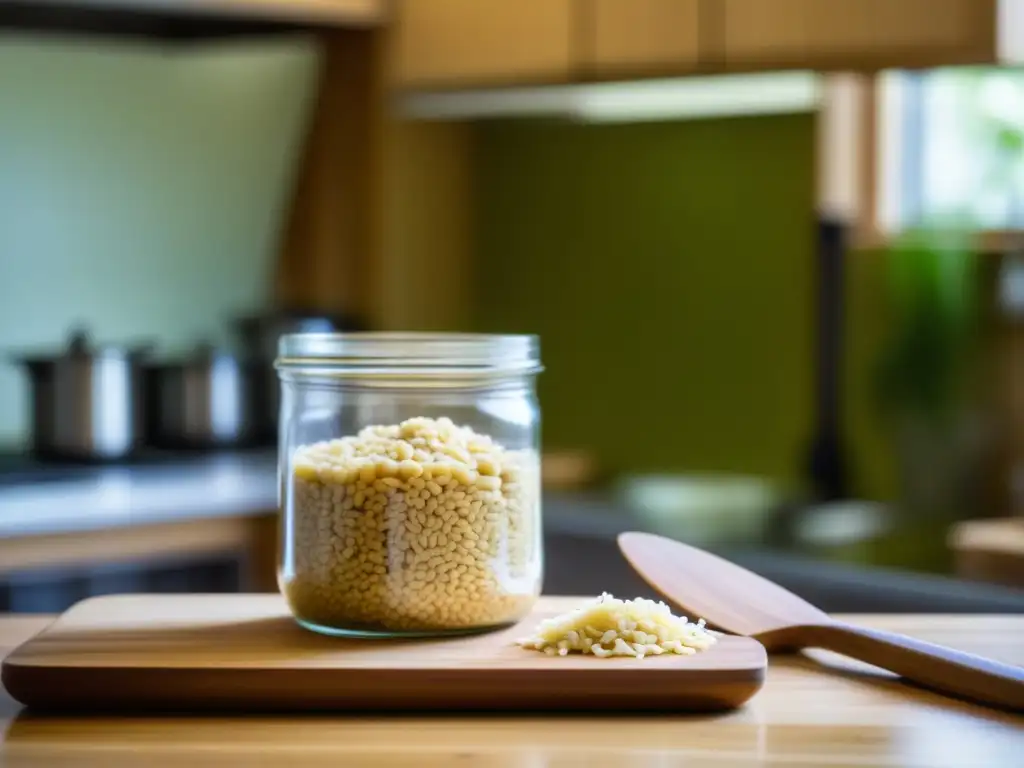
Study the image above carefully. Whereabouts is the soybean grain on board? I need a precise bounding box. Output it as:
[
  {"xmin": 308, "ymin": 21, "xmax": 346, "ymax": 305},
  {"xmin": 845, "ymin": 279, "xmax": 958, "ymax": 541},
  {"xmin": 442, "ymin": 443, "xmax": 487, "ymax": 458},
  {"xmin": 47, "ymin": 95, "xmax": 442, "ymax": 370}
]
[{"xmin": 516, "ymin": 593, "xmax": 718, "ymax": 658}]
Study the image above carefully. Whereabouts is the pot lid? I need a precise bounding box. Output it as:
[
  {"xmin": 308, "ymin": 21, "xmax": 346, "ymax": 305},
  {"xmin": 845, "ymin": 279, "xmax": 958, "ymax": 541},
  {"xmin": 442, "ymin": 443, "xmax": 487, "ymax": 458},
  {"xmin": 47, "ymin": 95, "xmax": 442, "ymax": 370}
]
[
  {"xmin": 11, "ymin": 328, "xmax": 153, "ymax": 365},
  {"xmin": 180, "ymin": 340, "xmax": 240, "ymax": 364},
  {"xmin": 147, "ymin": 340, "xmax": 244, "ymax": 367},
  {"xmin": 233, "ymin": 309, "xmax": 368, "ymax": 335}
]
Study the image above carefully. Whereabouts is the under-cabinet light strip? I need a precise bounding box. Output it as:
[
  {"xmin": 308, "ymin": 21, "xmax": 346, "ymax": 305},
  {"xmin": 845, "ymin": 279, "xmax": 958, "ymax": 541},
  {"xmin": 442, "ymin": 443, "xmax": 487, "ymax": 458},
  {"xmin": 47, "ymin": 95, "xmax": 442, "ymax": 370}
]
[{"xmin": 399, "ymin": 71, "xmax": 822, "ymax": 123}]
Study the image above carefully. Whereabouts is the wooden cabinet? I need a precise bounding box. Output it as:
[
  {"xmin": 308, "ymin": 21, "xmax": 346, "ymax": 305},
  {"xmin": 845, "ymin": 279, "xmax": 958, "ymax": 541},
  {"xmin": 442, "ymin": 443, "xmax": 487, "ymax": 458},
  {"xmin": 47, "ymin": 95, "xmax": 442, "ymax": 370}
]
[
  {"xmin": 584, "ymin": 0, "xmax": 701, "ymax": 79},
  {"xmin": 392, "ymin": 0, "xmax": 575, "ymax": 89},
  {"xmin": 391, "ymin": 0, "xmax": 1008, "ymax": 91},
  {"xmin": 393, "ymin": 0, "xmax": 701, "ymax": 88},
  {"xmin": 721, "ymin": 0, "xmax": 997, "ymax": 71}
]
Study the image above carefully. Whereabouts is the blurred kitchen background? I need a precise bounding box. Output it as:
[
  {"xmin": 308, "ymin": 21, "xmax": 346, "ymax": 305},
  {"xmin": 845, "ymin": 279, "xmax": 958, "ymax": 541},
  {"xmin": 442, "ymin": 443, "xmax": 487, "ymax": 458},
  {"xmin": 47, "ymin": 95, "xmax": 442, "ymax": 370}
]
[{"xmin": 1, "ymin": 0, "xmax": 1023, "ymax": 614}]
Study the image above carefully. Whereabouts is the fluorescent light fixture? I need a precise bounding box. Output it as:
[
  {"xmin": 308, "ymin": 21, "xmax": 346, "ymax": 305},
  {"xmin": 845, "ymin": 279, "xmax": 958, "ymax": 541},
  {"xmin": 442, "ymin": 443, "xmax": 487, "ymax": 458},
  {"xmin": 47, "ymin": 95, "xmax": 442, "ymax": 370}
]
[
  {"xmin": 573, "ymin": 71, "xmax": 821, "ymax": 123},
  {"xmin": 399, "ymin": 71, "xmax": 822, "ymax": 123}
]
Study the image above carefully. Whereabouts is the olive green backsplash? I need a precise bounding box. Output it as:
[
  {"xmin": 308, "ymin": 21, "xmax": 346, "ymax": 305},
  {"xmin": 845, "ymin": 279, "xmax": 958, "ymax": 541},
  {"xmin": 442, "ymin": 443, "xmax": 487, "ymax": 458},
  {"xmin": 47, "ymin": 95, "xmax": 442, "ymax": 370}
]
[{"xmin": 472, "ymin": 115, "xmax": 892, "ymax": 497}]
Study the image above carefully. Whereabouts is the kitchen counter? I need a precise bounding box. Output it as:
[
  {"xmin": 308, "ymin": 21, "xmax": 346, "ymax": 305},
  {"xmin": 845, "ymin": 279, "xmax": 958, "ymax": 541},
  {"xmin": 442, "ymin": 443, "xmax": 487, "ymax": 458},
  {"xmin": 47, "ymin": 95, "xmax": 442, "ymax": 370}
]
[
  {"xmin": 4, "ymin": 453, "xmax": 1024, "ymax": 615},
  {"xmin": 0, "ymin": 450, "xmax": 278, "ymax": 539},
  {"xmin": 1, "ymin": 611, "xmax": 1022, "ymax": 766}
]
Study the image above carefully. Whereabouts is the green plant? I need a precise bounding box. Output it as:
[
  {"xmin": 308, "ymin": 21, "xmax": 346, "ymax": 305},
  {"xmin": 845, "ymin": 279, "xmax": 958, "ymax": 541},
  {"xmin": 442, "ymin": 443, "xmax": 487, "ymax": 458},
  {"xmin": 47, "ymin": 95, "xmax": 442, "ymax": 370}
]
[{"xmin": 872, "ymin": 228, "xmax": 978, "ymax": 427}]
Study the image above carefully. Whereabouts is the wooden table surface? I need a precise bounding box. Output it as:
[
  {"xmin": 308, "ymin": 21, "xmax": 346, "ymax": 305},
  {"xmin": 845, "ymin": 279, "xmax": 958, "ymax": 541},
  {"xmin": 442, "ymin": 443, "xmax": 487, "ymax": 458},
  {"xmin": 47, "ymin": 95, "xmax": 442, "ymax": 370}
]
[{"xmin": 1, "ymin": 606, "xmax": 1022, "ymax": 767}]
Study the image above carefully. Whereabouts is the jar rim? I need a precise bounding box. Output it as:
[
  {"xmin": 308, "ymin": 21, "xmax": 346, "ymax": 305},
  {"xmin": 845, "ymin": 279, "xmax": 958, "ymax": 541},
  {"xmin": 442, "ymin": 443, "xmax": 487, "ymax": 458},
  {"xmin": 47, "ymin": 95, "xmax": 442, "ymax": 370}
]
[{"xmin": 275, "ymin": 332, "xmax": 542, "ymax": 378}]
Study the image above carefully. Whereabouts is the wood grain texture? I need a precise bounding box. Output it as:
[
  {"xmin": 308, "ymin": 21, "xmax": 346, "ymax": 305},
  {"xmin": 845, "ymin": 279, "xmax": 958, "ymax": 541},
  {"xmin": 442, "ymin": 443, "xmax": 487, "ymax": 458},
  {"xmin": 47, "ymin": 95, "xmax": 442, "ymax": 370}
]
[
  {"xmin": 583, "ymin": 0, "xmax": 701, "ymax": 79},
  {"xmin": 1, "ymin": 595, "xmax": 765, "ymax": 713},
  {"xmin": 365, "ymin": 17, "xmax": 475, "ymax": 333},
  {"xmin": 951, "ymin": 518, "xmax": 1024, "ymax": 588},
  {"xmin": 3, "ymin": 611, "xmax": 1024, "ymax": 767},
  {"xmin": 619, "ymin": 533, "xmax": 1024, "ymax": 712},
  {"xmin": 720, "ymin": 0, "xmax": 998, "ymax": 71},
  {"xmin": 275, "ymin": 18, "xmax": 475, "ymax": 332},
  {"xmin": 392, "ymin": 0, "xmax": 575, "ymax": 89},
  {"xmin": 620, "ymin": 532, "xmax": 829, "ymax": 638},
  {"xmin": 798, "ymin": 621, "xmax": 1024, "ymax": 711},
  {"xmin": 275, "ymin": 29, "xmax": 377, "ymax": 316},
  {"xmin": 0, "ymin": 516, "xmax": 264, "ymax": 576},
  {"xmin": 369, "ymin": 117, "xmax": 474, "ymax": 332}
]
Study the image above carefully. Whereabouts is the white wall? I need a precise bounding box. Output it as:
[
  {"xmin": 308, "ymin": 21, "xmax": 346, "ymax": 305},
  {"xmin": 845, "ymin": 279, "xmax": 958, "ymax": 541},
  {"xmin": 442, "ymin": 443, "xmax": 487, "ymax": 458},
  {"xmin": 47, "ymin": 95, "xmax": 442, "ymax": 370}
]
[{"xmin": 0, "ymin": 35, "xmax": 321, "ymax": 446}]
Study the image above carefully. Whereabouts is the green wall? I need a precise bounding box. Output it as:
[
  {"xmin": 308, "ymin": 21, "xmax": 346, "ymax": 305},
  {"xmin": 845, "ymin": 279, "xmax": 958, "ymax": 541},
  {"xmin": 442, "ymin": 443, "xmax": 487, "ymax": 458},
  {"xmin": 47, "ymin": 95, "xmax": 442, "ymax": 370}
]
[{"xmin": 473, "ymin": 115, "xmax": 819, "ymax": 487}]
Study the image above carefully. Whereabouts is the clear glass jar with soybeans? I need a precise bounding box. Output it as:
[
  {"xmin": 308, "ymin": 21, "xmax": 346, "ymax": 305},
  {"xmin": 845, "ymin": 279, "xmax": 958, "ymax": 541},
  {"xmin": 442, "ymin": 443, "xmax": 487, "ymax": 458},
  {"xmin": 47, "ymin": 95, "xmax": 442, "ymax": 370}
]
[{"xmin": 276, "ymin": 333, "xmax": 543, "ymax": 637}]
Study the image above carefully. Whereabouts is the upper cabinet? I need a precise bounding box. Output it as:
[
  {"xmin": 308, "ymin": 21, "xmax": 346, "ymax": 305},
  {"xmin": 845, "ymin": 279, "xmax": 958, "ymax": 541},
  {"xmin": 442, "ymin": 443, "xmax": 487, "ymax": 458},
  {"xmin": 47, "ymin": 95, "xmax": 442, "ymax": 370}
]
[
  {"xmin": 6, "ymin": 0, "xmax": 1014, "ymax": 72},
  {"xmin": 392, "ymin": 0, "xmax": 575, "ymax": 89},
  {"xmin": 584, "ymin": 0, "xmax": 701, "ymax": 80},
  {"xmin": 391, "ymin": 0, "xmax": 1018, "ymax": 92},
  {"xmin": 720, "ymin": 0, "xmax": 998, "ymax": 71}
]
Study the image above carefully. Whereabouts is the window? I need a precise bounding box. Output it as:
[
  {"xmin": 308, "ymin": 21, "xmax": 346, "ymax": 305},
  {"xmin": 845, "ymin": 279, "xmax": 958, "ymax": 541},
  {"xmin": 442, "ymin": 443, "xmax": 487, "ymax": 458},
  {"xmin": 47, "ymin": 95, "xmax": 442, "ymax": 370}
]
[{"xmin": 878, "ymin": 67, "xmax": 1024, "ymax": 233}]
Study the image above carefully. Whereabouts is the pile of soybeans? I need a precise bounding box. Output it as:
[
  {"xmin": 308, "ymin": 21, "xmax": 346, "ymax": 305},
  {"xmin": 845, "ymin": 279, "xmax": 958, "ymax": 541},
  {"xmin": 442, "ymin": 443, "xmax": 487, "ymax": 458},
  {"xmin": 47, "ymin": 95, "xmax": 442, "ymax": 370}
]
[
  {"xmin": 515, "ymin": 593, "xmax": 717, "ymax": 658},
  {"xmin": 283, "ymin": 417, "xmax": 540, "ymax": 632}
]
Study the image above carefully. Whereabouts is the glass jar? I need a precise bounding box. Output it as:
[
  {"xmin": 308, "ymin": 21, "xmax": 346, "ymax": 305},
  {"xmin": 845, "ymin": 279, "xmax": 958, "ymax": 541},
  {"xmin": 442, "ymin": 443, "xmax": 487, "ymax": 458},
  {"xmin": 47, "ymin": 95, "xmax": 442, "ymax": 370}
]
[{"xmin": 276, "ymin": 333, "xmax": 543, "ymax": 637}]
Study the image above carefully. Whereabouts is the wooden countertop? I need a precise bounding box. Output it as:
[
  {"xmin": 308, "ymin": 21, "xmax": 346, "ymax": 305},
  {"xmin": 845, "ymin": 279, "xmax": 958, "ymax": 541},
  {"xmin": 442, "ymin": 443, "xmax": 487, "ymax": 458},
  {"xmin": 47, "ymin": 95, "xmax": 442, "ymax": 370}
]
[
  {"xmin": 1, "ymin": 608, "xmax": 1022, "ymax": 766},
  {"xmin": 950, "ymin": 518, "xmax": 1024, "ymax": 588}
]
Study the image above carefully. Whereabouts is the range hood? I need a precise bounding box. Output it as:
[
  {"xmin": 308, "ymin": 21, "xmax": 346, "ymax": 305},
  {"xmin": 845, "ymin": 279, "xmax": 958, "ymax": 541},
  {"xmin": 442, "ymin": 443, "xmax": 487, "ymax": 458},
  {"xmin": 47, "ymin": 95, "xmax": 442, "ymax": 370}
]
[{"xmin": 0, "ymin": 0, "xmax": 383, "ymax": 39}]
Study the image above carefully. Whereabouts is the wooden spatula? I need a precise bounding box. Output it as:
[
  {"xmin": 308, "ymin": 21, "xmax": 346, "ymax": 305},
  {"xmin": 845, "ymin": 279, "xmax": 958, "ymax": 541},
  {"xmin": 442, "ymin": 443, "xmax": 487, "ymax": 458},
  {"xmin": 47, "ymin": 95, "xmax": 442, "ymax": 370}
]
[{"xmin": 619, "ymin": 532, "xmax": 1024, "ymax": 711}]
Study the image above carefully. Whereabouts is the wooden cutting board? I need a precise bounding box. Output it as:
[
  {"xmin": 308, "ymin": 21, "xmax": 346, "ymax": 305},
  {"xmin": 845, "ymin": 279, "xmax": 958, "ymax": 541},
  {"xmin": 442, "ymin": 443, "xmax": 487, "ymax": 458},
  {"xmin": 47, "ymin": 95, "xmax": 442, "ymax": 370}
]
[{"xmin": 2, "ymin": 594, "xmax": 766, "ymax": 713}]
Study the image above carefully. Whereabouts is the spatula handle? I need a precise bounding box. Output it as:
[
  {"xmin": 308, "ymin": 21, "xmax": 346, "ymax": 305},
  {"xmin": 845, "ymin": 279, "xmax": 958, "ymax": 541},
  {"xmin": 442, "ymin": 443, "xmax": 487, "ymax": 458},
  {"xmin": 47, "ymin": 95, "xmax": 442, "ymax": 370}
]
[{"xmin": 808, "ymin": 622, "xmax": 1024, "ymax": 711}]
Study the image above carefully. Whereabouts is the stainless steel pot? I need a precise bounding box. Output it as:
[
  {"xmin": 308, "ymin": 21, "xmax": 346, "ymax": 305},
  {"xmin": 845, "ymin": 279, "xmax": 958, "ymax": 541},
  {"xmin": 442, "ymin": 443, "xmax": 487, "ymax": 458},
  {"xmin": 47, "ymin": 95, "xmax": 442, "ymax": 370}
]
[
  {"xmin": 233, "ymin": 311, "xmax": 364, "ymax": 440},
  {"xmin": 145, "ymin": 344, "xmax": 258, "ymax": 449},
  {"xmin": 12, "ymin": 330, "xmax": 150, "ymax": 460}
]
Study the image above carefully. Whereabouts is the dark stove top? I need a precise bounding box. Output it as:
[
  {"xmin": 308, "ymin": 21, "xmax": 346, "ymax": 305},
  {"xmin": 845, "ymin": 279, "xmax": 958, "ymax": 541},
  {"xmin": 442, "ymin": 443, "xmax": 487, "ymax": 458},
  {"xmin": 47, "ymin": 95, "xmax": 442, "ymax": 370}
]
[{"xmin": 0, "ymin": 445, "xmax": 275, "ymax": 487}]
